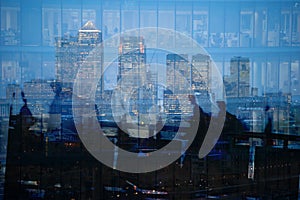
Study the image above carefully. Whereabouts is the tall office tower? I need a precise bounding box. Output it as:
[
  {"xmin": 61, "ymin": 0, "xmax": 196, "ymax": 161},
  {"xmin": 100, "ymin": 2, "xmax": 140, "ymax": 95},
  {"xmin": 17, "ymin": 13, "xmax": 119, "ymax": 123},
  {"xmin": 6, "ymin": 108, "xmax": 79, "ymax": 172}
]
[
  {"xmin": 166, "ymin": 54, "xmax": 190, "ymax": 89},
  {"xmin": 77, "ymin": 21, "xmax": 103, "ymax": 98},
  {"xmin": 54, "ymin": 21, "xmax": 103, "ymax": 137},
  {"xmin": 6, "ymin": 84, "xmax": 22, "ymax": 115},
  {"xmin": 55, "ymin": 34, "xmax": 78, "ymax": 90},
  {"xmin": 224, "ymin": 56, "xmax": 250, "ymax": 97},
  {"xmin": 165, "ymin": 54, "xmax": 192, "ymax": 116},
  {"xmin": 78, "ymin": 21, "xmax": 102, "ymax": 45},
  {"xmin": 23, "ymin": 79, "xmax": 54, "ymax": 114},
  {"xmin": 23, "ymin": 79, "xmax": 54, "ymax": 100},
  {"xmin": 116, "ymin": 36, "xmax": 148, "ymax": 119},
  {"xmin": 191, "ymin": 54, "xmax": 211, "ymax": 93},
  {"xmin": 118, "ymin": 36, "xmax": 146, "ymax": 81},
  {"xmin": 190, "ymin": 54, "xmax": 213, "ymax": 112},
  {"xmin": 55, "ymin": 21, "xmax": 102, "ymax": 91}
]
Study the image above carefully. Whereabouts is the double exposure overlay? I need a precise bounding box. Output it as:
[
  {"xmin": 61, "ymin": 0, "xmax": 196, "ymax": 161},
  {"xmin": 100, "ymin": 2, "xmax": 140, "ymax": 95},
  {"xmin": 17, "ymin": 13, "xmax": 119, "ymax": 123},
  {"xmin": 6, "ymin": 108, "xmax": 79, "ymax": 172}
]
[{"xmin": 0, "ymin": 0, "xmax": 300, "ymax": 199}]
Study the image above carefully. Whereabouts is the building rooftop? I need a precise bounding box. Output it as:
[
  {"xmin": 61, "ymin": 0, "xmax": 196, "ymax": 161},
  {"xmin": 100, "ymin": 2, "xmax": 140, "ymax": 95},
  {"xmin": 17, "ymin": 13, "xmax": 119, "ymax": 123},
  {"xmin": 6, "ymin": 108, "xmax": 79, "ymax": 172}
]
[{"xmin": 79, "ymin": 21, "xmax": 101, "ymax": 32}]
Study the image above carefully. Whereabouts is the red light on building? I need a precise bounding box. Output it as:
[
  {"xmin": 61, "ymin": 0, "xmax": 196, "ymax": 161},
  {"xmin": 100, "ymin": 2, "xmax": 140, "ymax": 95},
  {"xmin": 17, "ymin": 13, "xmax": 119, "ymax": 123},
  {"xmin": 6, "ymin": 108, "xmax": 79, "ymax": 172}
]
[
  {"xmin": 139, "ymin": 43, "xmax": 144, "ymax": 53},
  {"xmin": 119, "ymin": 44, "xmax": 123, "ymax": 54}
]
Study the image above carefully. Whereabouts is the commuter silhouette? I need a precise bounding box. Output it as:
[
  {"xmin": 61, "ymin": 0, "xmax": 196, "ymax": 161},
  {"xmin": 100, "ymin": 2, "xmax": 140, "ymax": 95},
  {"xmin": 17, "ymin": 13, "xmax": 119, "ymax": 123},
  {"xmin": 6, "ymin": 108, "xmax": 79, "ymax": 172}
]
[{"xmin": 19, "ymin": 91, "xmax": 35, "ymax": 135}]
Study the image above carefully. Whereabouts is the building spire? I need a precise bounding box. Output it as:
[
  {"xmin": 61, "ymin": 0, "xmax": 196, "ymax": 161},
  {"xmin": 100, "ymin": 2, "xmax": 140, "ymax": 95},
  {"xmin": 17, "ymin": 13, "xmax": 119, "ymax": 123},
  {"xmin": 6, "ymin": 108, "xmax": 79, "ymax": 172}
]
[{"xmin": 79, "ymin": 21, "xmax": 100, "ymax": 32}]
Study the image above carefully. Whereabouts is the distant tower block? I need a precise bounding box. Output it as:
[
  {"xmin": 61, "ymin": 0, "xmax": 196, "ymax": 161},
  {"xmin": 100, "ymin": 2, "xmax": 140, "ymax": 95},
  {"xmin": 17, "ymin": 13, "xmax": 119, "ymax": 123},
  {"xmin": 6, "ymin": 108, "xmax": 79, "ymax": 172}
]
[
  {"xmin": 224, "ymin": 56, "xmax": 250, "ymax": 97},
  {"xmin": 117, "ymin": 36, "xmax": 147, "ymax": 118},
  {"xmin": 165, "ymin": 54, "xmax": 193, "ymax": 116},
  {"xmin": 55, "ymin": 21, "xmax": 103, "ymax": 93},
  {"xmin": 191, "ymin": 54, "xmax": 211, "ymax": 93}
]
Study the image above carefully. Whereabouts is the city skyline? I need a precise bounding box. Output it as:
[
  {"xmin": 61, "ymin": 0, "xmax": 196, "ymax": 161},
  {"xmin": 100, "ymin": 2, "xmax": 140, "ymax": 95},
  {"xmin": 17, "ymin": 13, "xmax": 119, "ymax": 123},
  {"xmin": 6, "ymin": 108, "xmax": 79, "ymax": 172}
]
[
  {"xmin": 1, "ymin": 1, "xmax": 300, "ymax": 98},
  {"xmin": 1, "ymin": 1, "xmax": 300, "ymax": 199}
]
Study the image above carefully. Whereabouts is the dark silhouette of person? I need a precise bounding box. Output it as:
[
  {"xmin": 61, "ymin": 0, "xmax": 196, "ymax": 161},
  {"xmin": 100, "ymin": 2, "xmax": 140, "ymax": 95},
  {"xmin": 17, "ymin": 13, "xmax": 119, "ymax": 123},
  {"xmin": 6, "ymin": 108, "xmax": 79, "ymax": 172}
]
[
  {"xmin": 49, "ymin": 81, "xmax": 62, "ymax": 115},
  {"xmin": 264, "ymin": 105, "xmax": 273, "ymax": 146},
  {"xmin": 19, "ymin": 92, "xmax": 36, "ymax": 152},
  {"xmin": 48, "ymin": 81, "xmax": 63, "ymax": 133},
  {"xmin": 19, "ymin": 96, "xmax": 35, "ymax": 135},
  {"xmin": 48, "ymin": 82, "xmax": 77, "ymax": 135},
  {"xmin": 186, "ymin": 95, "xmax": 245, "ymax": 155},
  {"xmin": 186, "ymin": 95, "xmax": 210, "ymax": 154},
  {"xmin": 7, "ymin": 91, "xmax": 35, "ymax": 137}
]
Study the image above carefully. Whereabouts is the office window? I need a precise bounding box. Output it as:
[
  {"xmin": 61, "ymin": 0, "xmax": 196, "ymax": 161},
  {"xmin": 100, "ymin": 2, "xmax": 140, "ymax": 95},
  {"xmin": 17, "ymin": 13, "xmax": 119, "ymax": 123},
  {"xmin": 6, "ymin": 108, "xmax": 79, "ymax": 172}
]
[
  {"xmin": 254, "ymin": 5, "xmax": 267, "ymax": 47},
  {"xmin": 21, "ymin": 0, "xmax": 42, "ymax": 46},
  {"xmin": 252, "ymin": 58, "xmax": 264, "ymax": 96},
  {"xmin": 224, "ymin": 3, "xmax": 239, "ymax": 47},
  {"xmin": 42, "ymin": 6, "xmax": 61, "ymax": 46},
  {"xmin": 279, "ymin": 58, "xmax": 291, "ymax": 94},
  {"xmin": 266, "ymin": 58, "xmax": 279, "ymax": 94},
  {"xmin": 103, "ymin": 1, "xmax": 120, "ymax": 40},
  {"xmin": 1, "ymin": 53, "xmax": 21, "ymax": 86},
  {"xmin": 158, "ymin": 2, "xmax": 175, "ymax": 47},
  {"xmin": 158, "ymin": 1, "xmax": 174, "ymax": 30},
  {"xmin": 140, "ymin": 2, "xmax": 157, "ymax": 28},
  {"xmin": 176, "ymin": 3, "xmax": 192, "ymax": 48},
  {"xmin": 82, "ymin": 0, "xmax": 101, "ymax": 28},
  {"xmin": 1, "ymin": 3, "xmax": 20, "ymax": 45},
  {"xmin": 280, "ymin": 8, "xmax": 292, "ymax": 46},
  {"xmin": 291, "ymin": 59, "xmax": 300, "ymax": 95},
  {"xmin": 193, "ymin": 4, "xmax": 208, "ymax": 47},
  {"xmin": 121, "ymin": 1, "xmax": 138, "ymax": 32},
  {"xmin": 292, "ymin": 9, "xmax": 300, "ymax": 46},
  {"xmin": 62, "ymin": 7, "xmax": 81, "ymax": 36},
  {"xmin": 240, "ymin": 9, "xmax": 253, "ymax": 47},
  {"xmin": 267, "ymin": 4, "xmax": 280, "ymax": 47},
  {"xmin": 209, "ymin": 2, "xmax": 224, "ymax": 47}
]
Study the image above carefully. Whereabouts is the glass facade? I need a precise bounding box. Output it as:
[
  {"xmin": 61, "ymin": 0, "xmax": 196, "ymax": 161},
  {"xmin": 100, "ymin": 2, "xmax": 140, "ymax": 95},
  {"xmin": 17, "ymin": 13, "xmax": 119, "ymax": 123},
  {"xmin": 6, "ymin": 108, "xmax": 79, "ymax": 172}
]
[{"xmin": 0, "ymin": 0, "xmax": 300, "ymax": 199}]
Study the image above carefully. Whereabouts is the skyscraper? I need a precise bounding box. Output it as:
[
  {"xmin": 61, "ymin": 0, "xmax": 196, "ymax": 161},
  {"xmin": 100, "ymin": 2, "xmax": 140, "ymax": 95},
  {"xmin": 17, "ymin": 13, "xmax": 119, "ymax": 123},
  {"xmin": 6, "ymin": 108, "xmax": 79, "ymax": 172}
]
[
  {"xmin": 54, "ymin": 20, "xmax": 103, "ymax": 141},
  {"xmin": 191, "ymin": 54, "xmax": 211, "ymax": 93},
  {"xmin": 55, "ymin": 21, "xmax": 102, "ymax": 91},
  {"xmin": 191, "ymin": 54, "xmax": 213, "ymax": 112},
  {"xmin": 118, "ymin": 36, "xmax": 146, "ymax": 83},
  {"xmin": 224, "ymin": 56, "xmax": 250, "ymax": 97},
  {"xmin": 78, "ymin": 21, "xmax": 102, "ymax": 46},
  {"xmin": 165, "ymin": 54, "xmax": 192, "ymax": 116},
  {"xmin": 116, "ymin": 36, "xmax": 147, "ymax": 118}
]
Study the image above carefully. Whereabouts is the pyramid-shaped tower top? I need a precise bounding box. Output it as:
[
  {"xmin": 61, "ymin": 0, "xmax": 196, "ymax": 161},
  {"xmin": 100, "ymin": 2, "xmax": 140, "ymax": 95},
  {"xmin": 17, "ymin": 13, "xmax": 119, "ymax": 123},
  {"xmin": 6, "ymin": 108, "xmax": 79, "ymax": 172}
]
[{"xmin": 79, "ymin": 21, "xmax": 101, "ymax": 32}]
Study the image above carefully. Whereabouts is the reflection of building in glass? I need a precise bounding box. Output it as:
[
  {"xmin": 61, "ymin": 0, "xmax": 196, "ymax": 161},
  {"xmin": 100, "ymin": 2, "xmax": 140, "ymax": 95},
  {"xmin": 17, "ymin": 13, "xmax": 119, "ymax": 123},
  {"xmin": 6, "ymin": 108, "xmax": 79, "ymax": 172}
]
[
  {"xmin": 191, "ymin": 54, "xmax": 213, "ymax": 112},
  {"xmin": 165, "ymin": 53, "xmax": 212, "ymax": 116},
  {"xmin": 1, "ymin": 1, "xmax": 300, "ymax": 200},
  {"xmin": 165, "ymin": 54, "xmax": 192, "ymax": 116},
  {"xmin": 6, "ymin": 84, "xmax": 22, "ymax": 115},
  {"xmin": 78, "ymin": 21, "xmax": 102, "ymax": 45},
  {"xmin": 55, "ymin": 21, "xmax": 102, "ymax": 91},
  {"xmin": 166, "ymin": 54, "xmax": 189, "ymax": 91},
  {"xmin": 0, "ymin": 101, "xmax": 9, "ymax": 153},
  {"xmin": 191, "ymin": 54, "xmax": 211, "ymax": 93},
  {"xmin": 117, "ymin": 36, "xmax": 148, "ymax": 118},
  {"xmin": 118, "ymin": 36, "xmax": 146, "ymax": 81},
  {"xmin": 224, "ymin": 56, "xmax": 250, "ymax": 97},
  {"xmin": 23, "ymin": 80, "xmax": 53, "ymax": 99}
]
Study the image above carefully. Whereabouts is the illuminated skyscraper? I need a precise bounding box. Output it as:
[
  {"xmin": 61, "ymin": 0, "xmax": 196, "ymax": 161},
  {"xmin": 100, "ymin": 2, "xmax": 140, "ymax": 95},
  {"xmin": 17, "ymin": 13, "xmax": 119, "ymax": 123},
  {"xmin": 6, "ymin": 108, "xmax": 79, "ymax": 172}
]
[
  {"xmin": 165, "ymin": 54, "xmax": 192, "ymax": 116},
  {"xmin": 191, "ymin": 54, "xmax": 211, "ymax": 93},
  {"xmin": 190, "ymin": 54, "xmax": 213, "ymax": 112},
  {"xmin": 55, "ymin": 35, "xmax": 78, "ymax": 89},
  {"xmin": 118, "ymin": 36, "xmax": 146, "ymax": 82},
  {"xmin": 225, "ymin": 56, "xmax": 250, "ymax": 97},
  {"xmin": 55, "ymin": 21, "xmax": 102, "ymax": 91},
  {"xmin": 166, "ymin": 54, "xmax": 190, "ymax": 91},
  {"xmin": 165, "ymin": 54, "xmax": 213, "ymax": 115},
  {"xmin": 78, "ymin": 21, "xmax": 102, "ymax": 46},
  {"xmin": 116, "ymin": 36, "xmax": 147, "ymax": 118}
]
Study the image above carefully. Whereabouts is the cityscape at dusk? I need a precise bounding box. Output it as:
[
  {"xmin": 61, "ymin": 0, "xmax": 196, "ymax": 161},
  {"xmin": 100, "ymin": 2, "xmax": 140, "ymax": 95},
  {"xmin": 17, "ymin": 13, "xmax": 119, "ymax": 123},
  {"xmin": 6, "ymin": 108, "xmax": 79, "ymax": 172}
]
[{"xmin": 0, "ymin": 0, "xmax": 300, "ymax": 199}]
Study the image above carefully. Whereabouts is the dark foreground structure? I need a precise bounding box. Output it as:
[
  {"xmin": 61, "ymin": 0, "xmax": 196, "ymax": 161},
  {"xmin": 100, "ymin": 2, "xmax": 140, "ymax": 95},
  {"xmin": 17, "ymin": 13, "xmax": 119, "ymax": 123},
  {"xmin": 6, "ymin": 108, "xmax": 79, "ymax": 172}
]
[{"xmin": 3, "ymin": 97, "xmax": 300, "ymax": 200}]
